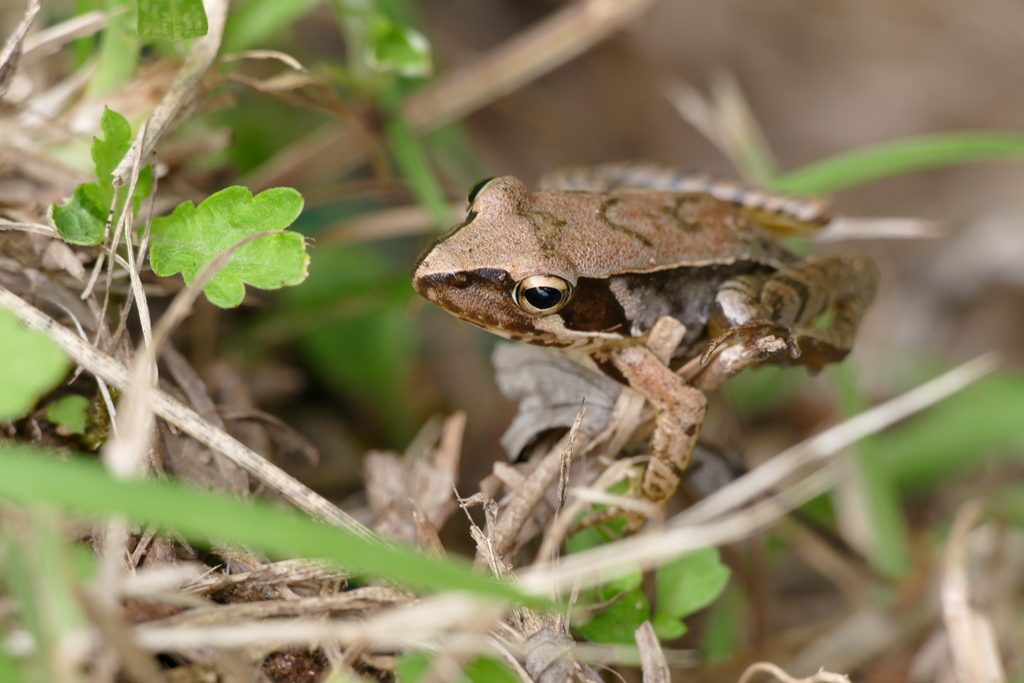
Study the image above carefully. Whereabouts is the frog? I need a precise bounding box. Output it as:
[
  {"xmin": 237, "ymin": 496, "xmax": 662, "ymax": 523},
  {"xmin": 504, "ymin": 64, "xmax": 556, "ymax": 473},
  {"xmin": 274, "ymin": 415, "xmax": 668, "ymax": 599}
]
[{"xmin": 412, "ymin": 163, "xmax": 878, "ymax": 523}]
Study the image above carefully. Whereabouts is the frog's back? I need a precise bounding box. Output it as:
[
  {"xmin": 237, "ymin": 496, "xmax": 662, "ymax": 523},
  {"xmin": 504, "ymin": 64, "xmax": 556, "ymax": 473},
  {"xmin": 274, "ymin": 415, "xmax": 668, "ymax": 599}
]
[{"xmin": 530, "ymin": 188, "xmax": 799, "ymax": 278}]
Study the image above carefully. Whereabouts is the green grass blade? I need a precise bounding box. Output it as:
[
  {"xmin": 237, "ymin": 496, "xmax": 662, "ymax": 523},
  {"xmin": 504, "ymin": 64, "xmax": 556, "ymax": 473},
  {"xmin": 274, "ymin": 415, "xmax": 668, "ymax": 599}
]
[
  {"xmin": 386, "ymin": 114, "xmax": 452, "ymax": 229},
  {"xmin": 774, "ymin": 132, "xmax": 1024, "ymax": 195},
  {"xmin": 87, "ymin": 0, "xmax": 140, "ymax": 95},
  {"xmin": 0, "ymin": 447, "xmax": 540, "ymax": 607},
  {"xmin": 222, "ymin": 0, "xmax": 322, "ymax": 53}
]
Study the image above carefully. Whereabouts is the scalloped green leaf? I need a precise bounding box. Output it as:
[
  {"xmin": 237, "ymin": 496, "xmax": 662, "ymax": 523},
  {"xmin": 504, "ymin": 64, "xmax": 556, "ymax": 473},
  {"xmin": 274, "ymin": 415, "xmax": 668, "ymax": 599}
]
[
  {"xmin": 137, "ymin": 0, "xmax": 209, "ymax": 41},
  {"xmin": 0, "ymin": 311, "xmax": 69, "ymax": 422},
  {"xmin": 148, "ymin": 186, "xmax": 309, "ymax": 308},
  {"xmin": 49, "ymin": 108, "xmax": 152, "ymax": 246}
]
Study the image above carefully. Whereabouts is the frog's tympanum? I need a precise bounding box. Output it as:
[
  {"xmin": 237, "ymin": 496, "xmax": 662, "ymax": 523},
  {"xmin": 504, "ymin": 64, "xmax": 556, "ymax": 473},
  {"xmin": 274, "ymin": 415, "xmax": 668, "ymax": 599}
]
[{"xmin": 413, "ymin": 165, "xmax": 877, "ymax": 524}]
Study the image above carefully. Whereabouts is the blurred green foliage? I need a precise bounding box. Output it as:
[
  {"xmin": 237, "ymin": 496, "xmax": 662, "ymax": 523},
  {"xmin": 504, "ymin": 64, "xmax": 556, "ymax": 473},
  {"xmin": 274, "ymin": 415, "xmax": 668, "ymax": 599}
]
[
  {"xmin": 0, "ymin": 312, "xmax": 69, "ymax": 422},
  {"xmin": 394, "ymin": 652, "xmax": 519, "ymax": 683}
]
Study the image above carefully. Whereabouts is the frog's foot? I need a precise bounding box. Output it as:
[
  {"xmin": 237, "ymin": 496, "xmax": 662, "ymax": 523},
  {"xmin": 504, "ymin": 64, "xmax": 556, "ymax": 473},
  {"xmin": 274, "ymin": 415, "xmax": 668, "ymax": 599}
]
[{"xmin": 700, "ymin": 320, "xmax": 801, "ymax": 366}]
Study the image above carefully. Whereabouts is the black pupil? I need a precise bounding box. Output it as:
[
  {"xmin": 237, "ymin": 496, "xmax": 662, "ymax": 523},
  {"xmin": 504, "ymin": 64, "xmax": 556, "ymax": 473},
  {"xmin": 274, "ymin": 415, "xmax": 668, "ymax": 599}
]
[{"xmin": 523, "ymin": 286, "xmax": 563, "ymax": 310}]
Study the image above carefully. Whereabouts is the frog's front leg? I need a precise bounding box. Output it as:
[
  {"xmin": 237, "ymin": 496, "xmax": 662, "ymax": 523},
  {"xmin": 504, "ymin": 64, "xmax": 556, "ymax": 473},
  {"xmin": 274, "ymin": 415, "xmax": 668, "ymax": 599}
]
[
  {"xmin": 592, "ymin": 327, "xmax": 707, "ymax": 514},
  {"xmin": 702, "ymin": 254, "xmax": 878, "ymax": 372}
]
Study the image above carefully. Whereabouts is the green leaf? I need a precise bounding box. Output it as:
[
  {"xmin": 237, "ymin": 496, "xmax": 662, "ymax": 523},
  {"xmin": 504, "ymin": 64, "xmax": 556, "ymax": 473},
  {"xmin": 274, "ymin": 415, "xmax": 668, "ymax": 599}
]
[
  {"xmin": 464, "ymin": 657, "xmax": 520, "ymax": 683},
  {"xmin": 149, "ymin": 186, "xmax": 310, "ymax": 308},
  {"xmin": 394, "ymin": 653, "xmax": 519, "ymax": 683},
  {"xmin": 395, "ymin": 652, "xmax": 433, "ymax": 683},
  {"xmin": 651, "ymin": 548, "xmax": 731, "ymax": 640},
  {"xmin": 774, "ymin": 132, "xmax": 1024, "ymax": 195},
  {"xmin": 48, "ymin": 183, "xmax": 107, "ymax": 245},
  {"xmin": 49, "ymin": 108, "xmax": 153, "ymax": 246},
  {"xmin": 367, "ymin": 15, "xmax": 431, "ymax": 77},
  {"xmin": 45, "ymin": 395, "xmax": 90, "ymax": 436},
  {"xmin": 137, "ymin": 0, "xmax": 209, "ymax": 41},
  {"xmin": 0, "ymin": 312, "xmax": 69, "ymax": 422},
  {"xmin": 575, "ymin": 587, "xmax": 651, "ymax": 645},
  {"xmin": 93, "ymin": 106, "xmax": 133, "ymax": 179},
  {"xmin": 0, "ymin": 447, "xmax": 541, "ymax": 606}
]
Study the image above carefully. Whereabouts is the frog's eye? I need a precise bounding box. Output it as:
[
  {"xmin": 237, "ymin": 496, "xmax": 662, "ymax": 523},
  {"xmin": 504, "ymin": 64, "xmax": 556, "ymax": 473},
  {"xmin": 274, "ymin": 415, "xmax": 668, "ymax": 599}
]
[
  {"xmin": 466, "ymin": 177, "xmax": 498, "ymax": 208},
  {"xmin": 512, "ymin": 275, "xmax": 573, "ymax": 315}
]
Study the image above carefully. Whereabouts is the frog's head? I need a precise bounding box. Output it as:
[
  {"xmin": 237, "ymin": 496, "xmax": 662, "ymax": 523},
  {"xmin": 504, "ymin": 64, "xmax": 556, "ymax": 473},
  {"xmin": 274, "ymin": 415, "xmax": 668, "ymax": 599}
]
[{"xmin": 412, "ymin": 176, "xmax": 628, "ymax": 349}]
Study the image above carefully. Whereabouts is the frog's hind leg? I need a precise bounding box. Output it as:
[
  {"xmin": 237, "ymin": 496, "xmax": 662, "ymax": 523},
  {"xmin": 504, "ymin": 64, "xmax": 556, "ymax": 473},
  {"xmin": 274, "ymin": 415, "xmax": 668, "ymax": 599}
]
[
  {"xmin": 703, "ymin": 254, "xmax": 878, "ymax": 372},
  {"xmin": 585, "ymin": 317, "xmax": 707, "ymax": 530}
]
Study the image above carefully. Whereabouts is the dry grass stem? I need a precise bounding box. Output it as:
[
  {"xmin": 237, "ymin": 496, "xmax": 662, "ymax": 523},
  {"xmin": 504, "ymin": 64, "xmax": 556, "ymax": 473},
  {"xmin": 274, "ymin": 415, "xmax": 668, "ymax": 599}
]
[
  {"xmin": 815, "ymin": 217, "xmax": 944, "ymax": 242},
  {"xmin": 149, "ymin": 587, "xmax": 412, "ymax": 627},
  {"xmin": 536, "ymin": 456, "xmax": 645, "ymax": 566},
  {"xmin": 634, "ymin": 621, "xmax": 670, "ymax": 683},
  {"xmin": 21, "ymin": 10, "xmax": 114, "ymax": 63},
  {"xmin": 738, "ymin": 662, "xmax": 851, "ymax": 683},
  {"xmin": 567, "ymin": 487, "xmax": 664, "ymax": 519},
  {"xmin": 0, "ymin": 0, "xmax": 44, "ymax": 98},
  {"xmin": 319, "ymin": 202, "xmax": 462, "ymax": 244},
  {"xmin": 0, "ymin": 218, "xmax": 58, "ymax": 236},
  {"xmin": 941, "ymin": 499, "xmax": 1007, "ymax": 683},
  {"xmin": 218, "ymin": 50, "xmax": 308, "ymax": 71},
  {"xmin": 485, "ymin": 423, "xmax": 584, "ymax": 562},
  {"xmin": 132, "ymin": 593, "xmax": 501, "ymax": 652},
  {"xmin": 675, "ymin": 353, "xmax": 997, "ymax": 528},
  {"xmin": 662, "ymin": 72, "xmax": 777, "ymax": 186}
]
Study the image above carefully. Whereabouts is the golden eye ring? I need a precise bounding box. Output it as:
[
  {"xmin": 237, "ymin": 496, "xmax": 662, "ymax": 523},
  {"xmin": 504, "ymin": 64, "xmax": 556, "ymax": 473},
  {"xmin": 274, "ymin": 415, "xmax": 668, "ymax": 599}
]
[
  {"xmin": 512, "ymin": 275, "xmax": 573, "ymax": 315},
  {"xmin": 466, "ymin": 177, "xmax": 498, "ymax": 209}
]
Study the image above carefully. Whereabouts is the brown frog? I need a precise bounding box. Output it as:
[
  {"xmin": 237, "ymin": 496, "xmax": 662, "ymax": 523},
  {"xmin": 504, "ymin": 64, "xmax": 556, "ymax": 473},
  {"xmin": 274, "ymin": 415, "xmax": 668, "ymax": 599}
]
[{"xmin": 412, "ymin": 164, "xmax": 877, "ymax": 521}]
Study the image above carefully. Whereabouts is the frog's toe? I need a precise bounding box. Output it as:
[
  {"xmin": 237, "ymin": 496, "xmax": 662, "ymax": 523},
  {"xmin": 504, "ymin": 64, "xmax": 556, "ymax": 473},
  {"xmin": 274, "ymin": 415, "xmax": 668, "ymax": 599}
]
[{"xmin": 775, "ymin": 328, "xmax": 802, "ymax": 358}]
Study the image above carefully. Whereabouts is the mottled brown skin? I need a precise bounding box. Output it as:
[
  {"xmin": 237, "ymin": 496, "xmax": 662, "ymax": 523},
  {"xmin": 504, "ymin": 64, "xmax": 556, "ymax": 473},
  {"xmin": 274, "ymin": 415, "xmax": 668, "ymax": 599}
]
[{"xmin": 412, "ymin": 174, "xmax": 878, "ymax": 524}]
